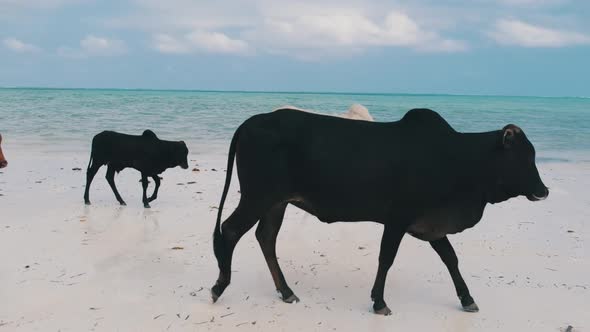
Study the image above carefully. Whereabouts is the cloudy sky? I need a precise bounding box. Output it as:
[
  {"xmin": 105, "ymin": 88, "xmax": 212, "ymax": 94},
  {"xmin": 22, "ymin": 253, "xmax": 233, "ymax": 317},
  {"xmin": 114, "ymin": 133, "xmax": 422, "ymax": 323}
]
[{"xmin": 1, "ymin": 0, "xmax": 589, "ymax": 96}]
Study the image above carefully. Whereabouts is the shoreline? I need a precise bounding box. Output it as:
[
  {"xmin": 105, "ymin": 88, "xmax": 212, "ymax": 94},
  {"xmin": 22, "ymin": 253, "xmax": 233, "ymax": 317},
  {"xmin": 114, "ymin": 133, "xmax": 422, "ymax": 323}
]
[{"xmin": 2, "ymin": 136, "xmax": 590, "ymax": 165}]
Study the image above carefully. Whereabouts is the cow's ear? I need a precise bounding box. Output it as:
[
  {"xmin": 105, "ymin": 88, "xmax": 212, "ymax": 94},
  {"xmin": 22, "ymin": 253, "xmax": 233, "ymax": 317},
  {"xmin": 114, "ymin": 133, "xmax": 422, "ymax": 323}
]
[{"xmin": 502, "ymin": 127, "xmax": 516, "ymax": 149}]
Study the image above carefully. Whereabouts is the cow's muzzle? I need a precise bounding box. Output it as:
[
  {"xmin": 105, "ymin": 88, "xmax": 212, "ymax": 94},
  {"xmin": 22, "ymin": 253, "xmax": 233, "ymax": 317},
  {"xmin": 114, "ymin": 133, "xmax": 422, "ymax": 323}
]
[
  {"xmin": 0, "ymin": 160, "xmax": 7, "ymax": 168},
  {"xmin": 527, "ymin": 187, "xmax": 549, "ymax": 201}
]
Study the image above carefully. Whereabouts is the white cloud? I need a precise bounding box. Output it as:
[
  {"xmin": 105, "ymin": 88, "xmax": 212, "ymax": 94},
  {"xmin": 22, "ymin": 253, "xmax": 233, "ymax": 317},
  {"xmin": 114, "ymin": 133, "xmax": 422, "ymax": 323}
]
[
  {"xmin": 152, "ymin": 34, "xmax": 190, "ymax": 54},
  {"xmin": 2, "ymin": 37, "xmax": 40, "ymax": 53},
  {"xmin": 80, "ymin": 35, "xmax": 127, "ymax": 56},
  {"xmin": 495, "ymin": 0, "xmax": 567, "ymax": 6},
  {"xmin": 186, "ymin": 31, "xmax": 250, "ymax": 54},
  {"xmin": 152, "ymin": 31, "xmax": 251, "ymax": 55},
  {"xmin": 489, "ymin": 19, "xmax": 590, "ymax": 47},
  {"xmin": 111, "ymin": 1, "xmax": 466, "ymax": 59},
  {"xmin": 58, "ymin": 35, "xmax": 127, "ymax": 58},
  {"xmin": 245, "ymin": 11, "xmax": 466, "ymax": 57}
]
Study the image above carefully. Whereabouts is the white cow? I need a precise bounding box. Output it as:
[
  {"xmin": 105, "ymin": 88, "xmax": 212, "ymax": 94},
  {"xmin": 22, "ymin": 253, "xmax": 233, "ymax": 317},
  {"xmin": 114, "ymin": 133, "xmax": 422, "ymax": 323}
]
[
  {"xmin": 341, "ymin": 103, "xmax": 374, "ymax": 121},
  {"xmin": 274, "ymin": 104, "xmax": 374, "ymax": 121}
]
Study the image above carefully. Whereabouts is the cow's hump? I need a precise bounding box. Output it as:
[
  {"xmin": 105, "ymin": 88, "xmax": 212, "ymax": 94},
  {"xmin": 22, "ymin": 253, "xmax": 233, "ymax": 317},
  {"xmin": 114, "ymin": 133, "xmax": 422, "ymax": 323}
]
[
  {"xmin": 142, "ymin": 130, "xmax": 158, "ymax": 139},
  {"xmin": 402, "ymin": 108, "xmax": 455, "ymax": 132}
]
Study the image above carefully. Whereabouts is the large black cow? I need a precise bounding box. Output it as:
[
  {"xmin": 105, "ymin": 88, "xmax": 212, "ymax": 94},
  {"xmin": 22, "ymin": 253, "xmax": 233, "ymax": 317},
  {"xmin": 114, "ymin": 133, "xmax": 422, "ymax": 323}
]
[
  {"xmin": 211, "ymin": 108, "xmax": 548, "ymax": 315},
  {"xmin": 83, "ymin": 130, "xmax": 189, "ymax": 208}
]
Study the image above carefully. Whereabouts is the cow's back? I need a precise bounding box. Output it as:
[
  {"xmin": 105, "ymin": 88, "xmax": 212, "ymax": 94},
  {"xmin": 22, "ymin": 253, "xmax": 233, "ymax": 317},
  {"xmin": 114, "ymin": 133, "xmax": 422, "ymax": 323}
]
[
  {"xmin": 241, "ymin": 108, "xmax": 457, "ymax": 167},
  {"xmin": 91, "ymin": 131, "xmax": 150, "ymax": 165}
]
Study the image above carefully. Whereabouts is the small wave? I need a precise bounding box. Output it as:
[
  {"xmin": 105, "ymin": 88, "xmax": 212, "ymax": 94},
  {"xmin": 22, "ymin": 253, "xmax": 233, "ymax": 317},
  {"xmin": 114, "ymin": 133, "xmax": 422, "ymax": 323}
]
[{"xmin": 537, "ymin": 156, "xmax": 572, "ymax": 163}]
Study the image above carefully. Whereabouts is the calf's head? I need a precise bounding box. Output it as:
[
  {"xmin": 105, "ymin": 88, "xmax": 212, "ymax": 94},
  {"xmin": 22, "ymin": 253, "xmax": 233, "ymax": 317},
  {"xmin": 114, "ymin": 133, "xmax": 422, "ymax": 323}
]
[
  {"xmin": 496, "ymin": 125, "xmax": 548, "ymax": 202},
  {"xmin": 173, "ymin": 141, "xmax": 189, "ymax": 169},
  {"xmin": 0, "ymin": 134, "xmax": 7, "ymax": 169}
]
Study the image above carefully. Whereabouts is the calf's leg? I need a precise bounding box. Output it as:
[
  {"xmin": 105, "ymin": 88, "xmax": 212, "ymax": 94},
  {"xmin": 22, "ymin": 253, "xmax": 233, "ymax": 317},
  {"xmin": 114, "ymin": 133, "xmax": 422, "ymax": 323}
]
[
  {"xmin": 141, "ymin": 173, "xmax": 150, "ymax": 208},
  {"xmin": 148, "ymin": 175, "xmax": 160, "ymax": 202},
  {"xmin": 105, "ymin": 165, "xmax": 126, "ymax": 206},
  {"xmin": 84, "ymin": 162, "xmax": 101, "ymax": 205},
  {"xmin": 212, "ymin": 199, "xmax": 260, "ymax": 302},
  {"xmin": 255, "ymin": 203, "xmax": 298, "ymax": 303},
  {"xmin": 370, "ymin": 225, "xmax": 405, "ymax": 315},
  {"xmin": 430, "ymin": 236, "xmax": 478, "ymax": 312}
]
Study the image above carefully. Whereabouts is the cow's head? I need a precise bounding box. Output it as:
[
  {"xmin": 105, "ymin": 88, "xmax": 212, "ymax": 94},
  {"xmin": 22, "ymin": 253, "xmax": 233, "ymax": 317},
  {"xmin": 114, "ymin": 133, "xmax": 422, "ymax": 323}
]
[
  {"xmin": 0, "ymin": 134, "xmax": 7, "ymax": 169},
  {"xmin": 175, "ymin": 141, "xmax": 189, "ymax": 169},
  {"xmin": 495, "ymin": 124, "xmax": 548, "ymax": 202}
]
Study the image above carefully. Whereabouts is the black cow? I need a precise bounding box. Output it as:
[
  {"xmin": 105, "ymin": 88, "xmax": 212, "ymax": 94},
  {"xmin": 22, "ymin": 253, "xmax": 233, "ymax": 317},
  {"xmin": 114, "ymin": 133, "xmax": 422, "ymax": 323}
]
[
  {"xmin": 211, "ymin": 108, "xmax": 548, "ymax": 315},
  {"xmin": 0, "ymin": 133, "xmax": 7, "ymax": 168},
  {"xmin": 83, "ymin": 130, "xmax": 189, "ymax": 208}
]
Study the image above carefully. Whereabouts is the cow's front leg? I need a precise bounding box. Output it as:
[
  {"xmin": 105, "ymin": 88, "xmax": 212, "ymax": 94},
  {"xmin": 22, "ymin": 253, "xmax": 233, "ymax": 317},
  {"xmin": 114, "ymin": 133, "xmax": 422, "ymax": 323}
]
[
  {"xmin": 141, "ymin": 173, "xmax": 150, "ymax": 208},
  {"xmin": 430, "ymin": 236, "xmax": 478, "ymax": 312},
  {"xmin": 370, "ymin": 225, "xmax": 405, "ymax": 315},
  {"xmin": 148, "ymin": 175, "xmax": 160, "ymax": 202}
]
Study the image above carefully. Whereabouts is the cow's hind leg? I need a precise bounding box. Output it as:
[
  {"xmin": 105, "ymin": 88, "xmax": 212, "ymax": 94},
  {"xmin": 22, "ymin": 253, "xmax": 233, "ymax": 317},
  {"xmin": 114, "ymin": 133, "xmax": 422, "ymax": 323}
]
[
  {"xmin": 105, "ymin": 165, "xmax": 126, "ymax": 206},
  {"xmin": 212, "ymin": 200, "xmax": 260, "ymax": 302},
  {"xmin": 370, "ymin": 225, "xmax": 405, "ymax": 315},
  {"xmin": 255, "ymin": 203, "xmax": 298, "ymax": 303},
  {"xmin": 430, "ymin": 236, "xmax": 478, "ymax": 312},
  {"xmin": 148, "ymin": 175, "xmax": 160, "ymax": 202},
  {"xmin": 141, "ymin": 173, "xmax": 150, "ymax": 208},
  {"xmin": 84, "ymin": 162, "xmax": 101, "ymax": 205}
]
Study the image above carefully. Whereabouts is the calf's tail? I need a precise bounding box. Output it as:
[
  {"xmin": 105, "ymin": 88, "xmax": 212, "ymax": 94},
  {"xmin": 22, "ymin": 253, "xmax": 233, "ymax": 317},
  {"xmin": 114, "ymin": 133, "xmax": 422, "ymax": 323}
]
[
  {"xmin": 213, "ymin": 126, "xmax": 241, "ymax": 262},
  {"xmin": 86, "ymin": 154, "xmax": 93, "ymax": 172},
  {"xmin": 86, "ymin": 134, "xmax": 100, "ymax": 172}
]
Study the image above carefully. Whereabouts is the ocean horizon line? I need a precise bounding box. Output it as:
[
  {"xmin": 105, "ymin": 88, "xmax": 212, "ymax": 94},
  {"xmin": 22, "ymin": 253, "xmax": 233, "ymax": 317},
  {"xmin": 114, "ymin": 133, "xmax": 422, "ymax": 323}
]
[{"xmin": 0, "ymin": 86, "xmax": 587, "ymax": 100}]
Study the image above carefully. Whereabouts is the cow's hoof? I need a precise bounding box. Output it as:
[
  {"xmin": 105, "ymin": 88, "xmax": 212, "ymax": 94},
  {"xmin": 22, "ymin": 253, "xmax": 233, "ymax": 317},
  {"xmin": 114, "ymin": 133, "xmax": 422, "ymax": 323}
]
[
  {"xmin": 282, "ymin": 294, "xmax": 300, "ymax": 303},
  {"xmin": 374, "ymin": 306, "xmax": 392, "ymax": 316},
  {"xmin": 119, "ymin": 201, "xmax": 127, "ymax": 206},
  {"xmin": 462, "ymin": 302, "xmax": 479, "ymax": 313},
  {"xmin": 211, "ymin": 286, "xmax": 221, "ymax": 303},
  {"xmin": 144, "ymin": 203, "xmax": 151, "ymax": 209},
  {"xmin": 85, "ymin": 201, "xmax": 91, "ymax": 205}
]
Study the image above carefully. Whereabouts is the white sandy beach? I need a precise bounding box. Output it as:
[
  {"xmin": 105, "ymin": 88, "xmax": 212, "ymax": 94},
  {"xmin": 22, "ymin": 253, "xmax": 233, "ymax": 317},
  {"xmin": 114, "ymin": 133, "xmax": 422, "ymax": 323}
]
[{"xmin": 0, "ymin": 149, "xmax": 588, "ymax": 331}]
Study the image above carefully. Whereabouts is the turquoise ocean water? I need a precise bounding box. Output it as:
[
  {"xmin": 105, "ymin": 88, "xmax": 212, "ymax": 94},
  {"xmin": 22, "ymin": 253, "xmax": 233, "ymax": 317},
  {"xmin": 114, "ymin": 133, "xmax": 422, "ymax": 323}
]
[{"xmin": 0, "ymin": 88, "xmax": 589, "ymax": 162}]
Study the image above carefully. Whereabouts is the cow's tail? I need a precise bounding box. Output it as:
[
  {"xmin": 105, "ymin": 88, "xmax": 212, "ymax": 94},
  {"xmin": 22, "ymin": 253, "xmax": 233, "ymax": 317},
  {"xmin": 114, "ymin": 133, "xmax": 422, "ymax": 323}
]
[
  {"xmin": 86, "ymin": 143, "xmax": 95, "ymax": 172},
  {"xmin": 213, "ymin": 126, "xmax": 241, "ymax": 263}
]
